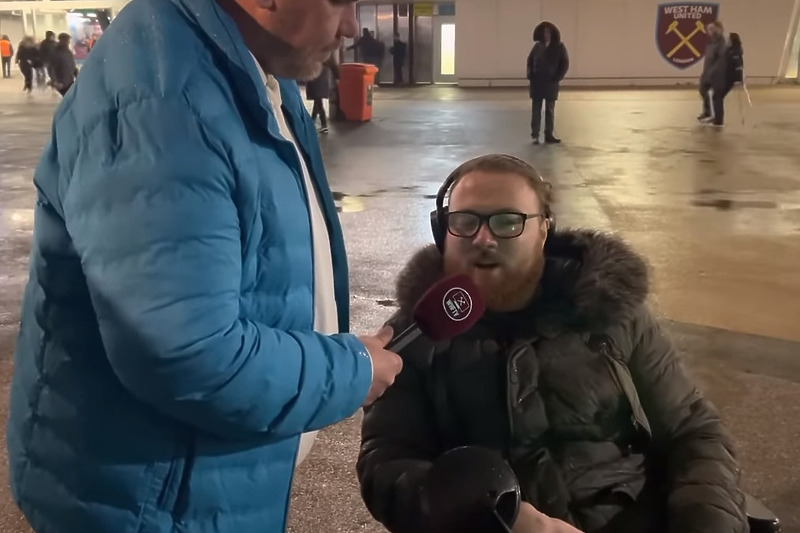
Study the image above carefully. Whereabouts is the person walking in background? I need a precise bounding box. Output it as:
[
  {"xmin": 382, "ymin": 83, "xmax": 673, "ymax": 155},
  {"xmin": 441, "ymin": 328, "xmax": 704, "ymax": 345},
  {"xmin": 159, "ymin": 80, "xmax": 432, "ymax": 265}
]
[
  {"xmin": 306, "ymin": 51, "xmax": 340, "ymax": 134},
  {"xmin": 724, "ymin": 32, "xmax": 750, "ymax": 123},
  {"xmin": 0, "ymin": 35, "xmax": 12, "ymax": 78},
  {"xmin": 725, "ymin": 32, "xmax": 744, "ymax": 96},
  {"xmin": 697, "ymin": 21, "xmax": 728, "ymax": 127},
  {"xmin": 33, "ymin": 53, "xmax": 47, "ymax": 89},
  {"xmin": 348, "ymin": 28, "xmax": 382, "ymax": 68},
  {"xmin": 51, "ymin": 32, "xmax": 77, "ymax": 96},
  {"xmin": 390, "ymin": 32, "xmax": 407, "ymax": 85},
  {"xmin": 31, "ymin": 42, "xmax": 47, "ymax": 89},
  {"xmin": 39, "ymin": 31, "xmax": 57, "ymax": 86},
  {"xmin": 526, "ymin": 21, "xmax": 569, "ymax": 145},
  {"xmin": 14, "ymin": 36, "xmax": 38, "ymax": 93},
  {"xmin": 370, "ymin": 30, "xmax": 386, "ymax": 70}
]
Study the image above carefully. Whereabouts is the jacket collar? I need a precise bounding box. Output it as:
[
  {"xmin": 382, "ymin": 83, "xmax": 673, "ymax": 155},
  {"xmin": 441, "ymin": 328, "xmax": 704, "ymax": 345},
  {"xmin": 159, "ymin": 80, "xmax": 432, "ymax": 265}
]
[{"xmin": 393, "ymin": 229, "xmax": 650, "ymax": 336}]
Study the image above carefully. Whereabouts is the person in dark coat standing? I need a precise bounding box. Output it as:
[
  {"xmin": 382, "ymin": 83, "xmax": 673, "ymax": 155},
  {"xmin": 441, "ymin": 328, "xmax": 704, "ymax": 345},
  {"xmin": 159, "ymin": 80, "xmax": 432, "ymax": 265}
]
[
  {"xmin": 698, "ymin": 21, "xmax": 728, "ymax": 126},
  {"xmin": 51, "ymin": 33, "xmax": 77, "ymax": 96},
  {"xmin": 526, "ymin": 21, "xmax": 569, "ymax": 144},
  {"xmin": 306, "ymin": 51, "xmax": 339, "ymax": 134},
  {"xmin": 390, "ymin": 32, "xmax": 407, "ymax": 85}
]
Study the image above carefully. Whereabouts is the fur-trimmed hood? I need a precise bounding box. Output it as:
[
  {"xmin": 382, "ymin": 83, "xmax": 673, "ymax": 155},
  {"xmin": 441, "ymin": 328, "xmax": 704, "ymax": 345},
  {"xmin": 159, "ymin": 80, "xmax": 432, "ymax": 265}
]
[
  {"xmin": 533, "ymin": 21, "xmax": 562, "ymax": 45},
  {"xmin": 393, "ymin": 229, "xmax": 650, "ymax": 334}
]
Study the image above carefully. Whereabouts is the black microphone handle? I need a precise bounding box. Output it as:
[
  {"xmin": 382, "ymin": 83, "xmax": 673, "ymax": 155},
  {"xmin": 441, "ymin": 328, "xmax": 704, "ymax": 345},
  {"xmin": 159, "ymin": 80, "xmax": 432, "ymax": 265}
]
[{"xmin": 386, "ymin": 322, "xmax": 422, "ymax": 353}]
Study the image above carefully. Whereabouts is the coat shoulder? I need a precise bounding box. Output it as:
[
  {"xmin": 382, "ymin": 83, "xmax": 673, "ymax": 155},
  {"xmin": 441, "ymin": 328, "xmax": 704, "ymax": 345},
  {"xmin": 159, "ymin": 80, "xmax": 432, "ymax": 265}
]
[{"xmin": 70, "ymin": 0, "xmax": 224, "ymax": 114}]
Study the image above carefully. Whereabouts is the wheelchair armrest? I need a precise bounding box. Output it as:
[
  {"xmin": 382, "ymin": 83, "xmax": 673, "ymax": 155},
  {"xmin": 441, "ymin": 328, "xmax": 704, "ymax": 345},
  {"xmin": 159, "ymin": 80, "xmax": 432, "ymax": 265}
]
[{"xmin": 746, "ymin": 494, "xmax": 781, "ymax": 533}]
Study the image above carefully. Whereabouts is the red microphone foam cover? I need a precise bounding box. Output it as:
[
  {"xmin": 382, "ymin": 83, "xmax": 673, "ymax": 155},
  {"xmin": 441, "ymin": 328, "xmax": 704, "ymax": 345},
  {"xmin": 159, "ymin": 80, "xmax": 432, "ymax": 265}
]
[{"xmin": 412, "ymin": 274, "xmax": 486, "ymax": 341}]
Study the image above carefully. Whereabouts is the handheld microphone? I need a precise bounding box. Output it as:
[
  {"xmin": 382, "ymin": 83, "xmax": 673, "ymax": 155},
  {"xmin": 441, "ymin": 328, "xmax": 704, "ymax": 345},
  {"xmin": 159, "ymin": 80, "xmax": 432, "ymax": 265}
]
[{"xmin": 387, "ymin": 274, "xmax": 486, "ymax": 352}]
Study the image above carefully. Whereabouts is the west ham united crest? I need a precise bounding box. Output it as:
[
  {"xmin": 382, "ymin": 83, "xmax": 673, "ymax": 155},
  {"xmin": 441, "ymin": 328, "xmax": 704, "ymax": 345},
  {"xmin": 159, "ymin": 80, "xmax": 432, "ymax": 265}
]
[{"xmin": 656, "ymin": 2, "xmax": 720, "ymax": 69}]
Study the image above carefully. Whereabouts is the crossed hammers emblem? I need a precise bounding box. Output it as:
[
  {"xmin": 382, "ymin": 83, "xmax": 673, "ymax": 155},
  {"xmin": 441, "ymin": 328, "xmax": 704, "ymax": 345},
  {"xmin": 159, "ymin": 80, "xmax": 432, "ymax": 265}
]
[{"xmin": 666, "ymin": 20, "xmax": 706, "ymax": 58}]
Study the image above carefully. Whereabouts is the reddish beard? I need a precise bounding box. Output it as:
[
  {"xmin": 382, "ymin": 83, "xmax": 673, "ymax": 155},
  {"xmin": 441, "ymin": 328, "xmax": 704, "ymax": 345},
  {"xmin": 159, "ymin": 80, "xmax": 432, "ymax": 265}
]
[{"xmin": 443, "ymin": 253, "xmax": 545, "ymax": 312}]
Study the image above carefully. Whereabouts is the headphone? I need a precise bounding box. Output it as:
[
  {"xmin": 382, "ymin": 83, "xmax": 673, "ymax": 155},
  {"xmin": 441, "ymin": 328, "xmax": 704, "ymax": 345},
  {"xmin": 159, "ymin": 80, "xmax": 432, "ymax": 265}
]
[{"xmin": 429, "ymin": 154, "xmax": 555, "ymax": 252}]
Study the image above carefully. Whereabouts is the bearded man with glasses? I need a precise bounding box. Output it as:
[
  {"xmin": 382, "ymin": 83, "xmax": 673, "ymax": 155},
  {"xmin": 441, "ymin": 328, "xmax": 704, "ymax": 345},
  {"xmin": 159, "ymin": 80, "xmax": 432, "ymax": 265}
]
[{"xmin": 357, "ymin": 154, "xmax": 747, "ymax": 533}]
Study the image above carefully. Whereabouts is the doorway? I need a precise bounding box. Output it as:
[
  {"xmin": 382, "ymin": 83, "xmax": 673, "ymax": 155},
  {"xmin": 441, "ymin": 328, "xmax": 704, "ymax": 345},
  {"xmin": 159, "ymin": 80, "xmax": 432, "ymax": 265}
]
[
  {"xmin": 433, "ymin": 16, "xmax": 456, "ymax": 84},
  {"xmin": 345, "ymin": 2, "xmax": 457, "ymax": 86},
  {"xmin": 342, "ymin": 3, "xmax": 399, "ymax": 85},
  {"xmin": 779, "ymin": 0, "xmax": 800, "ymax": 79}
]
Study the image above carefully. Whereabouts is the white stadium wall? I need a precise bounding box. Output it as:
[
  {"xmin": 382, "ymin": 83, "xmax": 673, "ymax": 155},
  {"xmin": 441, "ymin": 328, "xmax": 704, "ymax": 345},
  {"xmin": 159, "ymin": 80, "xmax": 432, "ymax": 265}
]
[
  {"xmin": 3, "ymin": 0, "xmax": 799, "ymax": 86},
  {"xmin": 455, "ymin": 0, "xmax": 800, "ymax": 86},
  {"xmin": 0, "ymin": 11, "xmax": 70, "ymax": 45}
]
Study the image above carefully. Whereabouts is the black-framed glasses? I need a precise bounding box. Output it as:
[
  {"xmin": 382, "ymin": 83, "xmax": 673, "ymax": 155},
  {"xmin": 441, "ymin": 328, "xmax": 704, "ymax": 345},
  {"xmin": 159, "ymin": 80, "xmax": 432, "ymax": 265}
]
[{"xmin": 446, "ymin": 211, "xmax": 545, "ymax": 239}]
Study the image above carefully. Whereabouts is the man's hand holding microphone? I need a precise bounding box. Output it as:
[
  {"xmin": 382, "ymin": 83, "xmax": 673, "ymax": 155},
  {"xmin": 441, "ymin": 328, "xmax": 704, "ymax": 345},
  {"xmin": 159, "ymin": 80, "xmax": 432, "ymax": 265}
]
[
  {"xmin": 360, "ymin": 326, "xmax": 403, "ymax": 406},
  {"xmin": 358, "ymin": 273, "xmax": 487, "ymax": 406}
]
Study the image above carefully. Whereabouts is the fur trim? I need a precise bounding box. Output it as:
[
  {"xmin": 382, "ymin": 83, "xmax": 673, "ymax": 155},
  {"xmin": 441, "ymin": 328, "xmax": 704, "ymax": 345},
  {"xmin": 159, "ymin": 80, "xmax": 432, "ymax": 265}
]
[
  {"xmin": 394, "ymin": 229, "xmax": 649, "ymax": 331},
  {"xmin": 533, "ymin": 21, "xmax": 562, "ymax": 45}
]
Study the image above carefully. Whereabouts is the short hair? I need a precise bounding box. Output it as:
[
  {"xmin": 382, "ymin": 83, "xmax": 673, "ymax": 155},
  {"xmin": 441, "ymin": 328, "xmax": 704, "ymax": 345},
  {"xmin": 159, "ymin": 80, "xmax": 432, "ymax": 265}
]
[
  {"xmin": 446, "ymin": 154, "xmax": 553, "ymax": 215},
  {"xmin": 709, "ymin": 20, "xmax": 724, "ymax": 32}
]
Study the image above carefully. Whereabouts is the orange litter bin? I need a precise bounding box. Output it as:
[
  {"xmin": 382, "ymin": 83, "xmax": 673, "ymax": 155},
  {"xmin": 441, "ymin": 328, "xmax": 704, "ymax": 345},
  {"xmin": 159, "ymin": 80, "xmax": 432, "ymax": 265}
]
[{"xmin": 338, "ymin": 63, "xmax": 379, "ymax": 122}]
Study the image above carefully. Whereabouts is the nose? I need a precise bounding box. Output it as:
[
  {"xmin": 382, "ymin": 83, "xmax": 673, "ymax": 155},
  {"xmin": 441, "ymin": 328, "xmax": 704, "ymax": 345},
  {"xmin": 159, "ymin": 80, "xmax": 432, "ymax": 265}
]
[
  {"xmin": 339, "ymin": 4, "xmax": 359, "ymax": 39},
  {"xmin": 472, "ymin": 223, "xmax": 497, "ymax": 247}
]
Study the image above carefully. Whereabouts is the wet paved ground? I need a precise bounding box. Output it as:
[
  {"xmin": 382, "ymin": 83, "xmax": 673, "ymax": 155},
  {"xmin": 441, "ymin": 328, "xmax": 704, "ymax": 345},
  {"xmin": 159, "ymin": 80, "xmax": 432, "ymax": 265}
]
[{"xmin": 1, "ymin": 77, "xmax": 800, "ymax": 532}]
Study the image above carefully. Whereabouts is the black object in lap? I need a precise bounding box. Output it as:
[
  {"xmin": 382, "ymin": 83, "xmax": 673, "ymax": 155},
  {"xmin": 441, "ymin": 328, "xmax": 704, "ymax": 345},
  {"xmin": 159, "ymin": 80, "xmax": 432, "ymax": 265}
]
[
  {"xmin": 420, "ymin": 445, "xmax": 781, "ymax": 533},
  {"xmin": 747, "ymin": 495, "xmax": 782, "ymax": 533},
  {"xmin": 421, "ymin": 446, "xmax": 520, "ymax": 533}
]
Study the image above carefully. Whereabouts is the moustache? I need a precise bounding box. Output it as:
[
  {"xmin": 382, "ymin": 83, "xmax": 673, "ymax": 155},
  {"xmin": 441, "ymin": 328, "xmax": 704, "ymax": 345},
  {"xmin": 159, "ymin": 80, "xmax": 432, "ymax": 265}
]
[{"xmin": 472, "ymin": 251, "xmax": 503, "ymax": 265}]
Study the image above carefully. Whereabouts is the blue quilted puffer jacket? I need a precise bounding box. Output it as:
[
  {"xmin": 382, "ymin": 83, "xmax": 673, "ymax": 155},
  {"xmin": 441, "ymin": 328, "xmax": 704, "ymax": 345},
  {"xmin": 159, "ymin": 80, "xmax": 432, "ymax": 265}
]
[{"xmin": 6, "ymin": 0, "xmax": 373, "ymax": 531}]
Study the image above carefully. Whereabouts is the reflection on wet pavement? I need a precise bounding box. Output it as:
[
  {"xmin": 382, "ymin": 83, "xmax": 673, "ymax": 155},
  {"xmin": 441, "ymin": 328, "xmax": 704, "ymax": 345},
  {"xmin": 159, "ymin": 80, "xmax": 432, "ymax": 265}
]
[
  {"xmin": 2, "ymin": 83, "xmax": 800, "ymax": 532},
  {"xmin": 332, "ymin": 185, "xmax": 430, "ymax": 212}
]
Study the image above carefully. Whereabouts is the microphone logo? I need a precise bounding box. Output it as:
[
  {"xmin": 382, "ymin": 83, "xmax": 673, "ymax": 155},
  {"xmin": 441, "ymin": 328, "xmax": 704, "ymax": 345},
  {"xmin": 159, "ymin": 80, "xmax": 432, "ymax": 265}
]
[{"xmin": 442, "ymin": 288, "xmax": 473, "ymax": 322}]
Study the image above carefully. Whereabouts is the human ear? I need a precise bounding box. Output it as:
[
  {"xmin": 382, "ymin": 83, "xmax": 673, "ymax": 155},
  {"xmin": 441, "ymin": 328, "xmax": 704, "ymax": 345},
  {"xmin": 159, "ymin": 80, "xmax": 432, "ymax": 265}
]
[{"xmin": 540, "ymin": 218, "xmax": 550, "ymax": 247}]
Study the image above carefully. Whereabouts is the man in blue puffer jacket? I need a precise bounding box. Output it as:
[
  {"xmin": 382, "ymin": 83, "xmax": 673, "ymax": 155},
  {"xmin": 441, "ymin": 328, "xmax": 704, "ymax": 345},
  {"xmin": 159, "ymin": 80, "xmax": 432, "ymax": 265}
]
[{"xmin": 6, "ymin": 0, "xmax": 403, "ymax": 531}]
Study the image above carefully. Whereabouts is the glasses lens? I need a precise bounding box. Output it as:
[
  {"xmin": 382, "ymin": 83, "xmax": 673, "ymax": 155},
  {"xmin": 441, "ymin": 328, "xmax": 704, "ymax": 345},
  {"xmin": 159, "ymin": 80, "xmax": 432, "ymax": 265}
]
[
  {"xmin": 448, "ymin": 212, "xmax": 481, "ymax": 237},
  {"xmin": 489, "ymin": 213, "xmax": 526, "ymax": 238}
]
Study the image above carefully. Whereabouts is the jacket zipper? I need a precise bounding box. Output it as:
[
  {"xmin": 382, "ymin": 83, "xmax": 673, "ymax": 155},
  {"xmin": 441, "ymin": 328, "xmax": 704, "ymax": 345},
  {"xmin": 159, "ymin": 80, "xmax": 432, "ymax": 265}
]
[
  {"xmin": 505, "ymin": 342, "xmax": 527, "ymax": 442},
  {"xmin": 506, "ymin": 351, "xmax": 516, "ymax": 441},
  {"xmin": 599, "ymin": 340, "xmax": 651, "ymax": 437}
]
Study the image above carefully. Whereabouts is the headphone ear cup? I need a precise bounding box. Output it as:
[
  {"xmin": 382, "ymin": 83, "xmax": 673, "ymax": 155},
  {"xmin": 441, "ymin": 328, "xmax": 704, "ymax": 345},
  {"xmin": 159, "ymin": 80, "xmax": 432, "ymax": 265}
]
[{"xmin": 430, "ymin": 209, "xmax": 445, "ymax": 251}]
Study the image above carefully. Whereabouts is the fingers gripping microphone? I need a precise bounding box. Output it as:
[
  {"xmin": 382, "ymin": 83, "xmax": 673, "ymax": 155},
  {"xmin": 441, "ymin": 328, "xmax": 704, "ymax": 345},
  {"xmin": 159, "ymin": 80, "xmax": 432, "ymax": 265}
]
[{"xmin": 387, "ymin": 274, "xmax": 486, "ymax": 352}]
